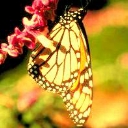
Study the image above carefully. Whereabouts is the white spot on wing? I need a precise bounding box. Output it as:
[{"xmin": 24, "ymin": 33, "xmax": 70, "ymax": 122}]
[
  {"xmin": 76, "ymin": 52, "xmax": 80, "ymax": 59},
  {"xmin": 83, "ymin": 107, "xmax": 91, "ymax": 118},
  {"xmin": 89, "ymin": 80, "xmax": 93, "ymax": 87},
  {"xmin": 88, "ymin": 68, "xmax": 92, "ymax": 77},
  {"xmin": 85, "ymin": 72, "xmax": 89, "ymax": 79},
  {"xmin": 80, "ymin": 74, "xmax": 84, "ymax": 84},
  {"xmin": 78, "ymin": 113, "xmax": 83, "ymax": 119},
  {"xmin": 66, "ymin": 93, "xmax": 71, "ymax": 100},
  {"xmin": 82, "ymin": 86, "xmax": 90, "ymax": 94}
]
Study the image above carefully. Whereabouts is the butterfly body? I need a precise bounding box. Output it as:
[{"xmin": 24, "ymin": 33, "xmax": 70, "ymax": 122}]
[{"xmin": 28, "ymin": 7, "xmax": 93, "ymax": 126}]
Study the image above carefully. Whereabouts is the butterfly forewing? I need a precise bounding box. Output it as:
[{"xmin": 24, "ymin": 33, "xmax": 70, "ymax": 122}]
[{"xmin": 28, "ymin": 8, "xmax": 93, "ymax": 126}]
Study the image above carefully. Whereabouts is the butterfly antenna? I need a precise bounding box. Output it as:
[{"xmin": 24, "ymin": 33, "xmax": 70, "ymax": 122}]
[
  {"xmin": 85, "ymin": 0, "xmax": 91, "ymax": 9},
  {"xmin": 65, "ymin": 4, "xmax": 72, "ymax": 12},
  {"xmin": 80, "ymin": 0, "xmax": 91, "ymax": 10}
]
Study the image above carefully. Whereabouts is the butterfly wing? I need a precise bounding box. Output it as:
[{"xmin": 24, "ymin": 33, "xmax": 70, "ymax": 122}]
[
  {"xmin": 28, "ymin": 8, "xmax": 93, "ymax": 126},
  {"xmin": 60, "ymin": 20, "xmax": 93, "ymax": 126},
  {"xmin": 28, "ymin": 21, "xmax": 81, "ymax": 93}
]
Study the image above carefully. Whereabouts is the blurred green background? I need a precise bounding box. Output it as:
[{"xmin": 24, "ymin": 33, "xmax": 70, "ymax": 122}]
[{"xmin": 0, "ymin": 0, "xmax": 128, "ymax": 128}]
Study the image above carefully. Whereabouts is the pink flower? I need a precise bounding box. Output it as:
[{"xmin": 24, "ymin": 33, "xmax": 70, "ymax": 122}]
[
  {"xmin": 23, "ymin": 14, "xmax": 47, "ymax": 31},
  {"xmin": 0, "ymin": 0, "xmax": 59, "ymax": 65},
  {"xmin": 25, "ymin": 0, "xmax": 58, "ymax": 20},
  {"xmin": 0, "ymin": 27, "xmax": 36, "ymax": 58},
  {"xmin": 17, "ymin": 88, "xmax": 41, "ymax": 111},
  {"xmin": 7, "ymin": 28, "xmax": 24, "ymax": 56},
  {"xmin": 19, "ymin": 30, "xmax": 36, "ymax": 49},
  {"xmin": 0, "ymin": 49, "xmax": 7, "ymax": 64},
  {"xmin": 8, "ymin": 27, "xmax": 36, "ymax": 50},
  {"xmin": 1, "ymin": 43, "xmax": 21, "ymax": 57},
  {"xmin": 25, "ymin": 0, "xmax": 50, "ymax": 15}
]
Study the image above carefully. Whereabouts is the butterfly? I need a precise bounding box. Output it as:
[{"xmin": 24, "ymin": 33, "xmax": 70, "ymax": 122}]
[{"xmin": 28, "ymin": 6, "xmax": 93, "ymax": 127}]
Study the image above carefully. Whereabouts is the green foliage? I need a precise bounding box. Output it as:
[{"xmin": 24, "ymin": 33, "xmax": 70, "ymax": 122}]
[
  {"xmin": 89, "ymin": 26, "xmax": 128, "ymax": 91},
  {"xmin": 0, "ymin": 106, "xmax": 17, "ymax": 128},
  {"xmin": 109, "ymin": 0, "xmax": 128, "ymax": 5},
  {"xmin": 89, "ymin": 26, "xmax": 128, "ymax": 67},
  {"xmin": 0, "ymin": 56, "xmax": 28, "ymax": 90}
]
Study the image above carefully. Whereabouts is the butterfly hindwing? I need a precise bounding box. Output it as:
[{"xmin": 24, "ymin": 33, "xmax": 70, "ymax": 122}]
[{"xmin": 60, "ymin": 22, "xmax": 93, "ymax": 126}]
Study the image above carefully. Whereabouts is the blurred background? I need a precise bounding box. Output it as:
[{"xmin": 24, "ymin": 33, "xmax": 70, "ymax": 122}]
[{"xmin": 0, "ymin": 0, "xmax": 128, "ymax": 128}]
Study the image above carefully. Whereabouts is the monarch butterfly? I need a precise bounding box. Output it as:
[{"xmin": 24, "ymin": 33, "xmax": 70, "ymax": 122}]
[{"xmin": 28, "ymin": 6, "xmax": 93, "ymax": 127}]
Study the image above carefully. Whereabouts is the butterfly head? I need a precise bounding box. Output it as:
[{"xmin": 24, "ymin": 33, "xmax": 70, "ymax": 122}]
[{"xmin": 59, "ymin": 8, "xmax": 87, "ymax": 26}]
